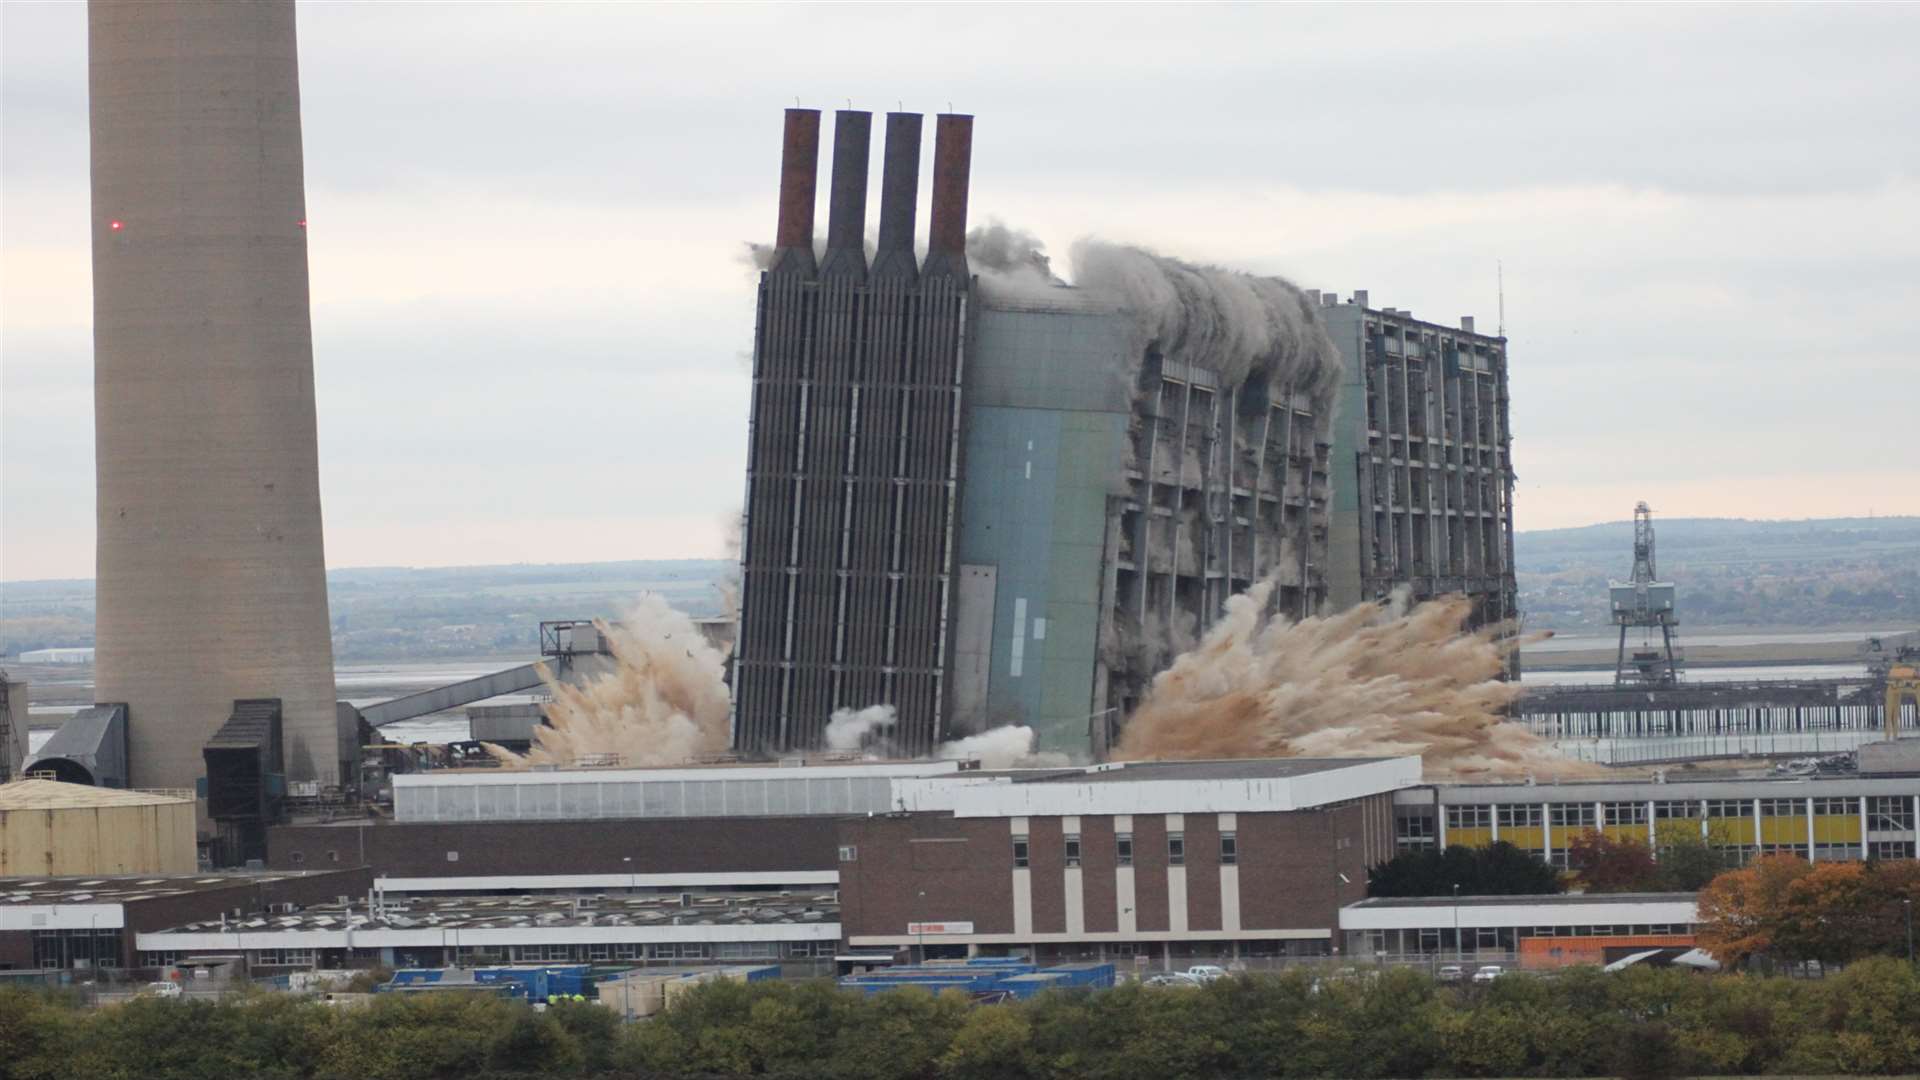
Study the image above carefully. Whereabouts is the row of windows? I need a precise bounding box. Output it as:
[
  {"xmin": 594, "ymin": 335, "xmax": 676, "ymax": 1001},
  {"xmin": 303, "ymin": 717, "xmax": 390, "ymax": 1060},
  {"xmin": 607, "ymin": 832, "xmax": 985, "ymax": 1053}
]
[
  {"xmin": 1440, "ymin": 796, "xmax": 1919, "ymax": 830},
  {"xmin": 31, "ymin": 930, "xmax": 123, "ymax": 970},
  {"xmin": 142, "ymin": 940, "xmax": 836, "ymax": 969},
  {"xmin": 1013, "ymin": 832, "xmax": 1236, "ymax": 868},
  {"xmin": 1362, "ymin": 924, "xmax": 1698, "ymax": 956}
]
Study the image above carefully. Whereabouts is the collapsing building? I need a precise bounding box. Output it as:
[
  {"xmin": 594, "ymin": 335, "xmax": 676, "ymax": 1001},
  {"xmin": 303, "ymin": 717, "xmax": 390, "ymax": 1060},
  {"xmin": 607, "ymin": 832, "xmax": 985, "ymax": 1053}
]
[
  {"xmin": 732, "ymin": 110, "xmax": 975, "ymax": 757},
  {"xmin": 733, "ymin": 108, "xmax": 1512, "ymax": 761},
  {"xmin": 1320, "ymin": 301, "xmax": 1518, "ymax": 640},
  {"xmin": 955, "ymin": 255, "xmax": 1339, "ymax": 758},
  {"xmin": 733, "ymin": 109, "xmax": 1342, "ymax": 760}
]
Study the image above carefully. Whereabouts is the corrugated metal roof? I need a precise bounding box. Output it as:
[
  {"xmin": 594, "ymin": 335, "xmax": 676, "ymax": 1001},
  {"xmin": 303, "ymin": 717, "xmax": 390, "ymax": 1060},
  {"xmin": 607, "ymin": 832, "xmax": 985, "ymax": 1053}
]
[{"xmin": 0, "ymin": 778, "xmax": 193, "ymax": 810}]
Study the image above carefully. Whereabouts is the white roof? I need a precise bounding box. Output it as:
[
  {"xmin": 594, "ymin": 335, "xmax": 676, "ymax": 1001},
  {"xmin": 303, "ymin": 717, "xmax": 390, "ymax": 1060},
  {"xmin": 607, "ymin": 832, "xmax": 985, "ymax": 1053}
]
[
  {"xmin": 897, "ymin": 757, "xmax": 1422, "ymax": 818},
  {"xmin": 1340, "ymin": 895, "xmax": 1698, "ymax": 931}
]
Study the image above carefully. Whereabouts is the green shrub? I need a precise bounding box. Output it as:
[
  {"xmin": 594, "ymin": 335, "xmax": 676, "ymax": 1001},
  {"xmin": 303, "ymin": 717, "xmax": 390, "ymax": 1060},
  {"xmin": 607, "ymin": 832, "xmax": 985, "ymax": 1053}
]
[{"xmin": 1612, "ymin": 1020, "xmax": 1682, "ymax": 1080}]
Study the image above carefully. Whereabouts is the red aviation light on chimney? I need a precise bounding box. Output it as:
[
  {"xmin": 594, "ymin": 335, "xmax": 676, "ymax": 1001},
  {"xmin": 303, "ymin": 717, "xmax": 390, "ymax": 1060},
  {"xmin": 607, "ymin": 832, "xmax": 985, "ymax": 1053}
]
[
  {"xmin": 109, "ymin": 219, "xmax": 124, "ymax": 231},
  {"xmin": 297, "ymin": 219, "xmax": 307, "ymax": 229}
]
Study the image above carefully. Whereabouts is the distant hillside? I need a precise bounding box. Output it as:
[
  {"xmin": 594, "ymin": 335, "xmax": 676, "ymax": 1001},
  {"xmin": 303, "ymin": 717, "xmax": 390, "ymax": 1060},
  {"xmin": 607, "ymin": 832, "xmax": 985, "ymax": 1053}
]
[
  {"xmin": 7, "ymin": 518, "xmax": 1917, "ymax": 657},
  {"xmin": 1516, "ymin": 516, "xmax": 1920, "ymax": 631},
  {"xmin": 1, "ymin": 560, "xmax": 734, "ymax": 660}
]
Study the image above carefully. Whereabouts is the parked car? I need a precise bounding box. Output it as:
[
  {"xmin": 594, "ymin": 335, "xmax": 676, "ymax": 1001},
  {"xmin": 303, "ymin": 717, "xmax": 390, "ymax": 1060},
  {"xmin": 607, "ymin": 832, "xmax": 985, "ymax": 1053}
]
[
  {"xmin": 1144, "ymin": 972, "xmax": 1201, "ymax": 988},
  {"xmin": 1437, "ymin": 964, "xmax": 1466, "ymax": 983},
  {"xmin": 1471, "ymin": 965, "xmax": 1506, "ymax": 984},
  {"xmin": 1185, "ymin": 965, "xmax": 1229, "ymax": 983},
  {"xmin": 141, "ymin": 981, "xmax": 183, "ymax": 999}
]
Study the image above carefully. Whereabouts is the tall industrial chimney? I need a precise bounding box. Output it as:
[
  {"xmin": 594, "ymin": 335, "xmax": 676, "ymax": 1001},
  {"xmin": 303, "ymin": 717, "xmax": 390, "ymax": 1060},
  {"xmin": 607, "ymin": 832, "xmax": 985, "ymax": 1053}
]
[
  {"xmin": 922, "ymin": 113, "xmax": 973, "ymax": 279},
  {"xmin": 771, "ymin": 108, "xmax": 821, "ymax": 277},
  {"xmin": 819, "ymin": 110, "xmax": 871, "ymax": 280},
  {"xmin": 89, "ymin": 0, "xmax": 342, "ymax": 791},
  {"xmin": 870, "ymin": 113, "xmax": 922, "ymax": 280}
]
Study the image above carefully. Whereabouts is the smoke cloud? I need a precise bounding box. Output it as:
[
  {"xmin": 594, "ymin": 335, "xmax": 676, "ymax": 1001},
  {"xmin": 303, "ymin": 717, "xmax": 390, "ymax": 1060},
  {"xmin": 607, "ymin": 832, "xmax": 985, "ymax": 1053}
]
[
  {"xmin": 824, "ymin": 704, "xmax": 897, "ymax": 752},
  {"xmin": 739, "ymin": 241, "xmax": 776, "ymax": 274},
  {"xmin": 1068, "ymin": 239, "xmax": 1342, "ymax": 408},
  {"xmin": 1116, "ymin": 583, "xmax": 1601, "ymax": 780},
  {"xmin": 487, "ymin": 594, "xmax": 729, "ymax": 769},
  {"xmin": 968, "ymin": 221, "xmax": 1055, "ymax": 278},
  {"xmin": 965, "ymin": 221, "xmax": 1078, "ymax": 307}
]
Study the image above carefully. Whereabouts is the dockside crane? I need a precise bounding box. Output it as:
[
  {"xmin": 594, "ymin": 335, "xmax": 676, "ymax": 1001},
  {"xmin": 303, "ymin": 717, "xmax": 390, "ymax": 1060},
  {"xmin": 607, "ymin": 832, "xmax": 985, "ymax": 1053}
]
[{"xmin": 1609, "ymin": 502, "xmax": 1684, "ymax": 687}]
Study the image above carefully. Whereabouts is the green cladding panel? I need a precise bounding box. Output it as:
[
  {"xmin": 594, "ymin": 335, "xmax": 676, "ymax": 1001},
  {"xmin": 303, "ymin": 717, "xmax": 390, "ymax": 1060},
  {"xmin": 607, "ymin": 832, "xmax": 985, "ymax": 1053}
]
[{"xmin": 956, "ymin": 303, "xmax": 1133, "ymax": 757}]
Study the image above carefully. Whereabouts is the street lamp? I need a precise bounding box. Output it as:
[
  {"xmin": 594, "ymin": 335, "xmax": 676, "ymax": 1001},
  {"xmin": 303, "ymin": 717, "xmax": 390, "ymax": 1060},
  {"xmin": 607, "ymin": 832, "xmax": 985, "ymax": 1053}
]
[{"xmin": 916, "ymin": 890, "xmax": 927, "ymax": 961}]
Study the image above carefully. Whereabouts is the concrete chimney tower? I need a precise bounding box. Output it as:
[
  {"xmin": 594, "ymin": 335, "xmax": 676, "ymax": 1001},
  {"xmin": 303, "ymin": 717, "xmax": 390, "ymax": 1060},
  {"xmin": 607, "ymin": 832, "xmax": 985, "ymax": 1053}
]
[{"xmin": 88, "ymin": 0, "xmax": 342, "ymax": 792}]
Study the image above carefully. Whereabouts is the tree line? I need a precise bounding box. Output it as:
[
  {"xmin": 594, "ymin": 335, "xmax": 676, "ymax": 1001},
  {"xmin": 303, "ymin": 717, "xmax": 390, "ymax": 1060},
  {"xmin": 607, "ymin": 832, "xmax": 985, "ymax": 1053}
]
[{"xmin": 5, "ymin": 958, "xmax": 1920, "ymax": 1080}]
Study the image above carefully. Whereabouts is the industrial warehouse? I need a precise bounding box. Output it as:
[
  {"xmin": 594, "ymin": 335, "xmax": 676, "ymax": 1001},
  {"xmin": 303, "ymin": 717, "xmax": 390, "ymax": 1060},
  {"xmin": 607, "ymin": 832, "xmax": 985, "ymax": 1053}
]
[{"xmin": 7, "ymin": 749, "xmax": 1918, "ymax": 977}]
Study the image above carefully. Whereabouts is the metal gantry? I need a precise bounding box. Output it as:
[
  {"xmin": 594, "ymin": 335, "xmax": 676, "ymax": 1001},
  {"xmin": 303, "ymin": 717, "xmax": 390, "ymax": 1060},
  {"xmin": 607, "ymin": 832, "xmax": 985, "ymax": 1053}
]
[{"xmin": 1610, "ymin": 502, "xmax": 1684, "ymax": 687}]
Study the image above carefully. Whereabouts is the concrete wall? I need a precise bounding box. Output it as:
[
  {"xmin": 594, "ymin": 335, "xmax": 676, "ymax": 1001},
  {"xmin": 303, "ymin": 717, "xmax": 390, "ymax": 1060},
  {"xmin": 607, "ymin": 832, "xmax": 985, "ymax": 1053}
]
[
  {"xmin": 0, "ymin": 801, "xmax": 197, "ymax": 876},
  {"xmin": 89, "ymin": 0, "xmax": 340, "ymax": 789},
  {"xmin": 955, "ymin": 305, "xmax": 1132, "ymax": 755},
  {"xmin": 1322, "ymin": 307, "xmax": 1370, "ymax": 611}
]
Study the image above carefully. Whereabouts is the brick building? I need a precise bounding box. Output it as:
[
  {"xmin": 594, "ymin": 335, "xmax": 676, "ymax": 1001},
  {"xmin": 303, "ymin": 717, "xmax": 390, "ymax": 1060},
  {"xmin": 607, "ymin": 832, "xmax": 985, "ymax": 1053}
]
[
  {"xmin": 837, "ymin": 758, "xmax": 1417, "ymax": 965},
  {"xmin": 267, "ymin": 816, "xmax": 841, "ymax": 886}
]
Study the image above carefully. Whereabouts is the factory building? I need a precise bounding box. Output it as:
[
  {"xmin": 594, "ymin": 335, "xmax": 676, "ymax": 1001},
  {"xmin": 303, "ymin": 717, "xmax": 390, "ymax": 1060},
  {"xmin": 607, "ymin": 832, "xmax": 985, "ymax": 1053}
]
[
  {"xmin": 264, "ymin": 761, "xmax": 958, "ymax": 884},
  {"xmin": 1340, "ymin": 892, "xmax": 1703, "ymax": 968},
  {"xmin": 732, "ymin": 109, "xmax": 975, "ymax": 757},
  {"xmin": 1320, "ymin": 300, "xmax": 1518, "ymax": 636},
  {"xmin": 0, "ymin": 868, "xmax": 370, "ymax": 972},
  {"xmin": 1400, "ymin": 770, "xmax": 1920, "ymax": 866},
  {"xmin": 133, "ymin": 889, "xmax": 840, "ymax": 973},
  {"xmin": 838, "ymin": 757, "xmax": 1413, "ymax": 964},
  {"xmin": 86, "ymin": 0, "xmax": 343, "ymax": 796}
]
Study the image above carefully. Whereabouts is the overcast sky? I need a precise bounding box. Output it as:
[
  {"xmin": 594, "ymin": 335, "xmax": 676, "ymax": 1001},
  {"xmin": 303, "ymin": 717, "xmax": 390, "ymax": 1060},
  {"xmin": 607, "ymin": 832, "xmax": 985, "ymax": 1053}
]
[{"xmin": 3, "ymin": 3, "xmax": 1917, "ymax": 582}]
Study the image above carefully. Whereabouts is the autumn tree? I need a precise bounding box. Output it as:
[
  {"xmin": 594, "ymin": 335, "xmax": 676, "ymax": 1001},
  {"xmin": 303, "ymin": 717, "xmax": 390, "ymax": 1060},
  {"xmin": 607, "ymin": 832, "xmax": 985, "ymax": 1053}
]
[
  {"xmin": 1698, "ymin": 856, "xmax": 1920, "ymax": 968},
  {"xmin": 1695, "ymin": 854, "xmax": 1813, "ymax": 967}
]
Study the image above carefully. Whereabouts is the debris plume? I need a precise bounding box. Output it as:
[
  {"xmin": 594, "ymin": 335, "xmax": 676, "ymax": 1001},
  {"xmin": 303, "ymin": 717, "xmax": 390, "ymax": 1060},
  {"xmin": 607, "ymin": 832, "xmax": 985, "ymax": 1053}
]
[
  {"xmin": 487, "ymin": 594, "xmax": 729, "ymax": 769},
  {"xmin": 1116, "ymin": 583, "xmax": 1601, "ymax": 779}
]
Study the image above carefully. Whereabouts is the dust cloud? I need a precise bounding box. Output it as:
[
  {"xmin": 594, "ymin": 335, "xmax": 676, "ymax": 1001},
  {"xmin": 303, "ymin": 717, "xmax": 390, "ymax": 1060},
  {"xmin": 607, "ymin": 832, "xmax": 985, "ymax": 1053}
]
[
  {"xmin": 937, "ymin": 725, "xmax": 1042, "ymax": 769},
  {"xmin": 825, "ymin": 704, "xmax": 896, "ymax": 751},
  {"xmin": 1068, "ymin": 239, "xmax": 1342, "ymax": 409},
  {"xmin": 1116, "ymin": 583, "xmax": 1600, "ymax": 780},
  {"xmin": 486, "ymin": 594, "xmax": 729, "ymax": 770}
]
